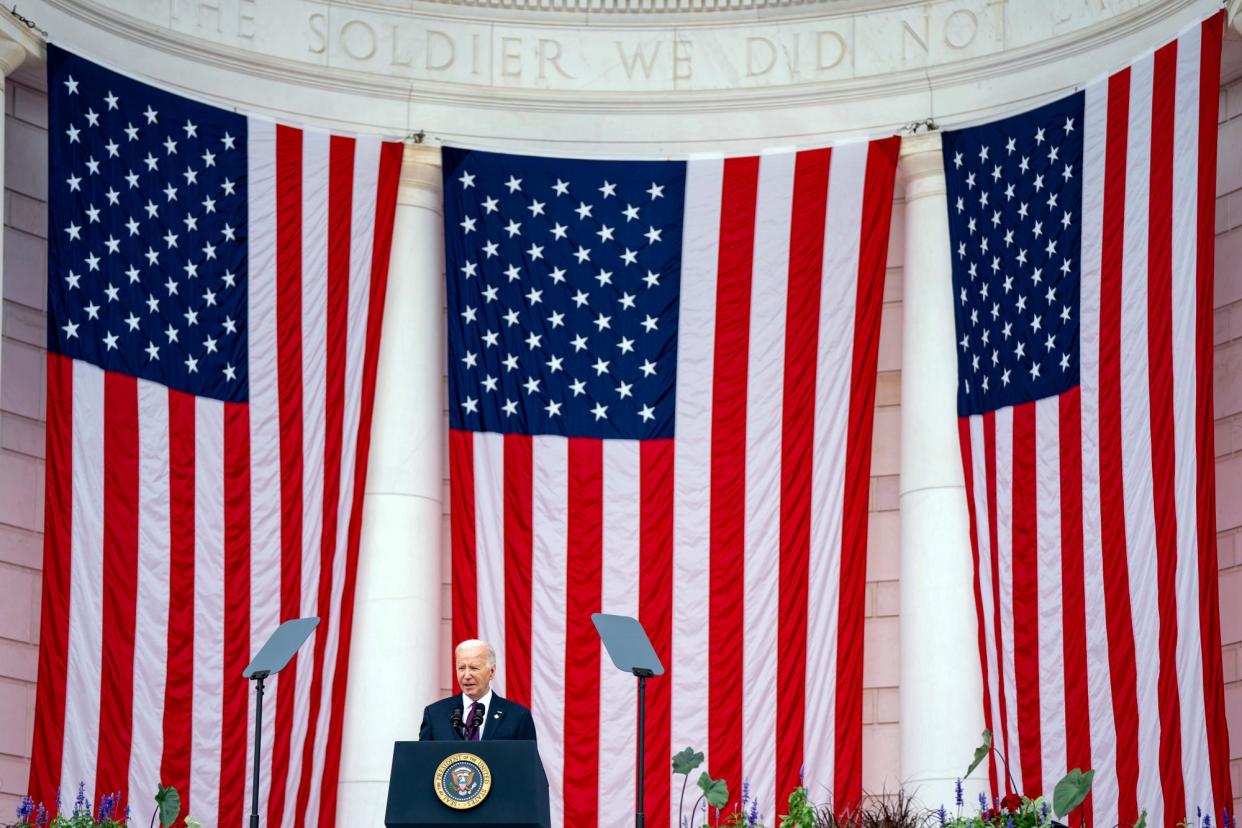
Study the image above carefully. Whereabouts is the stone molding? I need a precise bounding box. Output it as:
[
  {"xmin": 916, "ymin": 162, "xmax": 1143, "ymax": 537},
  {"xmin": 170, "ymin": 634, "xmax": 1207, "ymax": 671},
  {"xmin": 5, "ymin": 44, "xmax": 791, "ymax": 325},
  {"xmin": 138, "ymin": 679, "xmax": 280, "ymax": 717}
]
[
  {"xmin": 898, "ymin": 130, "xmax": 946, "ymax": 202},
  {"xmin": 398, "ymin": 142, "xmax": 444, "ymax": 212}
]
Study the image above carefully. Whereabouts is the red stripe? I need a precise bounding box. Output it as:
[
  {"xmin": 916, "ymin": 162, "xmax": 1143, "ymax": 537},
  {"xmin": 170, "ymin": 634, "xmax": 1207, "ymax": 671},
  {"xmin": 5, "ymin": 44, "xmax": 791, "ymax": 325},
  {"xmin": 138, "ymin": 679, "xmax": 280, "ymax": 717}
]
[
  {"xmin": 708, "ymin": 154, "xmax": 758, "ymax": 810},
  {"xmin": 219, "ymin": 402, "xmax": 252, "ymax": 828},
  {"xmin": 1098, "ymin": 67, "xmax": 1141, "ymax": 826},
  {"xmin": 562, "ymin": 438, "xmax": 603, "ymax": 828},
  {"xmin": 269, "ymin": 123, "xmax": 304, "ymax": 828},
  {"xmin": 983, "ymin": 411, "xmax": 1014, "ymax": 794},
  {"xmin": 959, "ymin": 417, "xmax": 1001, "ymax": 799},
  {"xmin": 95, "ymin": 373, "xmax": 139, "ymax": 804},
  {"xmin": 293, "ymin": 134, "xmax": 355, "ymax": 828},
  {"xmin": 29, "ymin": 353, "xmax": 74, "ymax": 812},
  {"xmin": 161, "ymin": 390, "xmax": 196, "ymax": 824},
  {"xmin": 639, "ymin": 439, "xmax": 674, "ymax": 828},
  {"xmin": 503, "ymin": 434, "xmax": 534, "ymax": 707},
  {"xmin": 1146, "ymin": 42, "xmax": 1188, "ymax": 827},
  {"xmin": 1058, "ymin": 388, "xmax": 1091, "ymax": 822},
  {"xmin": 1193, "ymin": 12, "xmax": 1233, "ymax": 818},
  {"xmin": 1009, "ymin": 402, "xmax": 1043, "ymax": 794},
  {"xmin": 318, "ymin": 139, "xmax": 404, "ymax": 828},
  {"xmin": 835, "ymin": 136, "xmax": 899, "ymax": 808},
  {"xmin": 777, "ymin": 146, "xmax": 830, "ymax": 802},
  {"xmin": 450, "ymin": 428, "xmax": 479, "ymax": 681}
]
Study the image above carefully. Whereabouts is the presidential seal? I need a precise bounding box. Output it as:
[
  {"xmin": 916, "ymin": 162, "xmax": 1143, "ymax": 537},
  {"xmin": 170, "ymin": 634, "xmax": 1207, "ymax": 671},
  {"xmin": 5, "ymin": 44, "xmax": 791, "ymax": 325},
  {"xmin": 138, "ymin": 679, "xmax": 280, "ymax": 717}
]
[{"xmin": 433, "ymin": 752, "xmax": 492, "ymax": 809}]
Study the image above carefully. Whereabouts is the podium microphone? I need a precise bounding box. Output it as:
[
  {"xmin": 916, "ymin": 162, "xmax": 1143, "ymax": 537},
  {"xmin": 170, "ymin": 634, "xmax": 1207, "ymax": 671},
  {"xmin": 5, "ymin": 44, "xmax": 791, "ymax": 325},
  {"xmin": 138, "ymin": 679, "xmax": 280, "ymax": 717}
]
[
  {"xmin": 470, "ymin": 704, "xmax": 485, "ymax": 732},
  {"xmin": 450, "ymin": 706, "xmax": 464, "ymax": 739}
]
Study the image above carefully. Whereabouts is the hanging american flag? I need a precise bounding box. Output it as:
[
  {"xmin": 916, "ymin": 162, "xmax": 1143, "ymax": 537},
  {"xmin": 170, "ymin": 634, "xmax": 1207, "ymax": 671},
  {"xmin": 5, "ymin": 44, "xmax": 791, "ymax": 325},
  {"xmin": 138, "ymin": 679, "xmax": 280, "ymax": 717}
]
[
  {"xmin": 444, "ymin": 139, "xmax": 900, "ymax": 827},
  {"xmin": 30, "ymin": 45, "xmax": 402, "ymax": 828},
  {"xmin": 947, "ymin": 13, "xmax": 1232, "ymax": 828}
]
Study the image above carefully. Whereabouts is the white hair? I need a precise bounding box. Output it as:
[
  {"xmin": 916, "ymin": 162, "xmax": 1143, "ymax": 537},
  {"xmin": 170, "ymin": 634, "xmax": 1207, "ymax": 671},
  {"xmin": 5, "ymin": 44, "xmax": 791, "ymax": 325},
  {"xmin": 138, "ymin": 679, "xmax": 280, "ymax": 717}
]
[{"xmin": 455, "ymin": 639, "xmax": 497, "ymax": 667}]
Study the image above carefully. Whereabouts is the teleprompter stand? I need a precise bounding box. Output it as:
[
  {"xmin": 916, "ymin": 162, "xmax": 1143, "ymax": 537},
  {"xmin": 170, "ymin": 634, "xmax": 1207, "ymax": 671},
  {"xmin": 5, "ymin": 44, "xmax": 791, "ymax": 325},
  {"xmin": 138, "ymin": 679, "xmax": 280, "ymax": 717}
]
[
  {"xmin": 592, "ymin": 613, "xmax": 665, "ymax": 828},
  {"xmin": 243, "ymin": 617, "xmax": 319, "ymax": 828}
]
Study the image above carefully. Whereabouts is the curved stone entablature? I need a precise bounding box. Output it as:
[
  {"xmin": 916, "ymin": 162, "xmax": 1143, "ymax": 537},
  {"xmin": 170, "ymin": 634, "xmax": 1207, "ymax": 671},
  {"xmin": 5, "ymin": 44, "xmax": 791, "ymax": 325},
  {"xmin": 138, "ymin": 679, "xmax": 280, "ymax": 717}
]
[{"xmin": 13, "ymin": 0, "xmax": 1231, "ymax": 149}]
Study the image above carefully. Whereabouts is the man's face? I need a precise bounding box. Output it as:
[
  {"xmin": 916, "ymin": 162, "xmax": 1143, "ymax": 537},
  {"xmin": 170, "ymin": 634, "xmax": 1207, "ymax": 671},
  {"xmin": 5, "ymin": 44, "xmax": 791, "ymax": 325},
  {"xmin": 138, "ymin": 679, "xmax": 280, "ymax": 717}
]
[{"xmin": 456, "ymin": 645, "xmax": 495, "ymax": 701}]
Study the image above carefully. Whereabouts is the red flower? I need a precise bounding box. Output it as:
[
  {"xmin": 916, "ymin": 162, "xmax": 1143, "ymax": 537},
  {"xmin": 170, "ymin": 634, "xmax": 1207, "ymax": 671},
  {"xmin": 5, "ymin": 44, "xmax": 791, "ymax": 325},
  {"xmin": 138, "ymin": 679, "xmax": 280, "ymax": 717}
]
[{"xmin": 1000, "ymin": 794, "xmax": 1023, "ymax": 812}]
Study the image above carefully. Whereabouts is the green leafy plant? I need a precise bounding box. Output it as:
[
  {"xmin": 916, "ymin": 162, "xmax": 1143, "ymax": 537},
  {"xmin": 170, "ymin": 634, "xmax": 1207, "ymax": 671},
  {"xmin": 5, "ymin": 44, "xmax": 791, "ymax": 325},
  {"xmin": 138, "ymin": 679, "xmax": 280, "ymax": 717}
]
[
  {"xmin": 780, "ymin": 786, "xmax": 818, "ymax": 828},
  {"xmin": 150, "ymin": 787, "xmax": 179, "ymax": 828},
  {"xmin": 1052, "ymin": 770, "xmax": 1094, "ymax": 820},
  {"xmin": 670, "ymin": 745, "xmax": 729, "ymax": 828}
]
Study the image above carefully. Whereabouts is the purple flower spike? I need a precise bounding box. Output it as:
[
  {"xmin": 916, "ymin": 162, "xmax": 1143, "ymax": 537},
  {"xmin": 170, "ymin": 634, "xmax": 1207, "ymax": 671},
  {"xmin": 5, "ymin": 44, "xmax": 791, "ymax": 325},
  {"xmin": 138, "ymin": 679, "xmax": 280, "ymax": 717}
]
[
  {"xmin": 980, "ymin": 792, "xmax": 989, "ymax": 812},
  {"xmin": 16, "ymin": 795, "xmax": 34, "ymax": 822},
  {"xmin": 1007, "ymin": 814, "xmax": 1015, "ymax": 828},
  {"xmin": 1205, "ymin": 816, "xmax": 1212, "ymax": 828},
  {"xmin": 939, "ymin": 805, "xmax": 948, "ymax": 826},
  {"xmin": 1224, "ymin": 810, "xmax": 1234, "ymax": 828},
  {"xmin": 956, "ymin": 778, "xmax": 965, "ymax": 808},
  {"xmin": 800, "ymin": 764, "xmax": 806, "ymax": 784},
  {"xmin": 36, "ymin": 804, "xmax": 48, "ymax": 828},
  {"xmin": 749, "ymin": 799, "xmax": 760, "ymax": 827},
  {"xmin": 742, "ymin": 778, "xmax": 750, "ymax": 807}
]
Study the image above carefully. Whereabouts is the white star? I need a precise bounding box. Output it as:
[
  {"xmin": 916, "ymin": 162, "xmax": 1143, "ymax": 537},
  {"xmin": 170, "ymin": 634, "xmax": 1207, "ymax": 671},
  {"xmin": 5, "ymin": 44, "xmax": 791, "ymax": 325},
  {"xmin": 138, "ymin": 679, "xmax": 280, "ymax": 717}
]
[
  {"xmin": 222, "ymin": 223, "xmax": 237, "ymax": 242},
  {"xmin": 164, "ymin": 230, "xmax": 179, "ymax": 249},
  {"xmin": 202, "ymin": 149, "xmax": 216, "ymax": 168},
  {"xmin": 163, "ymin": 183, "xmax": 179, "ymax": 202},
  {"xmin": 65, "ymin": 222, "xmax": 82, "ymax": 241},
  {"xmin": 84, "ymin": 204, "xmax": 101, "ymax": 224},
  {"xmin": 144, "ymin": 153, "xmax": 159, "ymax": 172},
  {"xmin": 527, "ymin": 200, "xmax": 546, "ymax": 217},
  {"xmin": 1060, "ymin": 352, "xmax": 1071, "ymax": 371},
  {"xmin": 992, "ymin": 164, "xmax": 1002, "ymax": 183},
  {"xmin": 163, "ymin": 136, "xmax": 178, "ymax": 155},
  {"xmin": 202, "ymin": 196, "xmax": 216, "ymax": 213},
  {"xmin": 461, "ymin": 305, "xmax": 478, "ymax": 324},
  {"xmin": 460, "ymin": 216, "xmax": 477, "ymax": 234},
  {"xmin": 1063, "ymin": 116, "xmax": 1075, "ymax": 134},
  {"xmin": 638, "ymin": 404, "xmax": 656, "ymax": 423},
  {"xmin": 597, "ymin": 225, "xmax": 615, "ymax": 242},
  {"xmin": 552, "ymin": 179, "xmax": 570, "ymax": 196},
  {"xmin": 546, "ymin": 355, "xmax": 564, "ymax": 373},
  {"xmin": 574, "ymin": 246, "xmax": 591, "ymax": 264},
  {"xmin": 620, "ymin": 248, "xmax": 638, "ymax": 266},
  {"xmin": 646, "ymin": 183, "xmax": 665, "ymax": 199},
  {"xmin": 1045, "ymin": 333, "xmax": 1057, "ymax": 352},
  {"xmin": 1015, "ymin": 341, "xmax": 1026, "ymax": 360},
  {"xmin": 124, "ymin": 122, "xmax": 139, "ymax": 141},
  {"xmin": 570, "ymin": 378, "xmax": 587, "ymax": 396},
  {"xmin": 84, "ymin": 156, "xmax": 101, "ymax": 176},
  {"xmin": 104, "ymin": 332, "xmax": 120, "ymax": 351},
  {"xmin": 104, "ymin": 140, "xmax": 120, "ymax": 158},
  {"xmin": 61, "ymin": 320, "xmax": 79, "ymax": 339},
  {"xmin": 504, "ymin": 219, "xmax": 522, "ymax": 238},
  {"xmin": 182, "ymin": 120, "xmax": 198, "ymax": 138},
  {"xmin": 165, "ymin": 276, "xmax": 178, "ymax": 295},
  {"xmin": 570, "ymin": 334, "xmax": 589, "ymax": 351},
  {"xmin": 1030, "ymin": 361, "xmax": 1041, "ymax": 380},
  {"xmin": 596, "ymin": 269, "xmax": 613, "ymax": 287},
  {"xmin": 124, "ymin": 171, "xmax": 139, "ymax": 189},
  {"xmin": 502, "ymin": 398, "xmax": 519, "ymax": 417},
  {"xmin": 548, "ymin": 267, "xmax": 567, "ymax": 284},
  {"xmin": 87, "ymin": 253, "xmax": 102, "ymax": 272},
  {"xmin": 591, "ymin": 402, "xmax": 609, "ymax": 421},
  {"xmin": 104, "ymin": 236, "xmax": 120, "ymax": 254},
  {"xmin": 145, "ymin": 295, "xmax": 160, "ymax": 314},
  {"xmin": 460, "ymin": 261, "xmax": 478, "ymax": 279},
  {"xmin": 483, "ymin": 241, "xmax": 499, "ymax": 258},
  {"xmin": 617, "ymin": 336, "xmax": 635, "ymax": 354},
  {"xmin": 526, "ymin": 287, "xmax": 543, "ymax": 306},
  {"xmin": 64, "ymin": 76, "xmax": 79, "ymax": 95},
  {"xmin": 104, "ymin": 188, "xmax": 120, "ymax": 206},
  {"xmin": 222, "ymin": 316, "xmax": 237, "ymax": 334},
  {"xmin": 544, "ymin": 400, "xmax": 562, "ymax": 417},
  {"xmin": 643, "ymin": 271, "xmax": 660, "ymax": 289},
  {"xmin": 67, "ymin": 174, "xmax": 82, "ymax": 192},
  {"xmin": 526, "ymin": 243, "xmax": 544, "ymax": 260},
  {"xmin": 222, "ymin": 270, "xmax": 237, "ymax": 288},
  {"xmin": 550, "ymin": 223, "xmax": 569, "ymax": 241},
  {"xmin": 124, "ymin": 312, "xmax": 141, "ymax": 332},
  {"xmin": 221, "ymin": 132, "xmax": 236, "ymax": 150},
  {"xmin": 503, "ymin": 308, "xmax": 521, "ymax": 327},
  {"xmin": 1035, "ymin": 127, "xmax": 1046, "ymax": 145},
  {"xmin": 482, "ymin": 330, "xmax": 499, "ymax": 348},
  {"xmin": 505, "ymin": 175, "xmax": 522, "ymax": 193},
  {"xmin": 221, "ymin": 179, "xmax": 235, "ymax": 196},
  {"xmin": 223, "ymin": 363, "xmax": 237, "ymax": 382},
  {"xmin": 616, "ymin": 381, "xmax": 633, "ymax": 399},
  {"xmin": 146, "ymin": 247, "xmax": 160, "ymax": 266},
  {"xmin": 594, "ymin": 313, "xmax": 612, "ymax": 331},
  {"xmin": 504, "ymin": 264, "xmax": 522, "ymax": 282},
  {"xmin": 1060, "ymin": 305, "xmax": 1072, "ymax": 323},
  {"xmin": 66, "ymin": 124, "xmax": 81, "ymax": 144},
  {"xmin": 523, "ymin": 376, "xmax": 541, "ymax": 395},
  {"xmin": 202, "ymin": 288, "xmax": 217, "ymax": 306},
  {"xmin": 203, "ymin": 336, "xmax": 218, "ymax": 354},
  {"xmin": 482, "ymin": 196, "xmax": 499, "ymax": 214},
  {"xmin": 458, "ymin": 170, "xmax": 476, "ymax": 189},
  {"xmin": 623, "ymin": 204, "xmax": 640, "ymax": 222},
  {"xmin": 618, "ymin": 292, "xmax": 636, "ymax": 310},
  {"xmin": 461, "ymin": 350, "xmax": 478, "ymax": 368},
  {"xmin": 461, "ymin": 396, "xmax": 479, "ymax": 413},
  {"xmin": 525, "ymin": 331, "xmax": 542, "ymax": 350},
  {"xmin": 144, "ymin": 105, "xmax": 159, "ymax": 124},
  {"xmin": 592, "ymin": 357, "xmax": 610, "ymax": 375},
  {"xmin": 482, "ymin": 374, "xmax": 498, "ymax": 392},
  {"xmin": 482, "ymin": 286, "xmax": 499, "ymax": 303},
  {"xmin": 84, "ymin": 301, "xmax": 100, "ymax": 320},
  {"xmin": 185, "ymin": 355, "xmax": 199, "ymax": 374},
  {"xmin": 575, "ymin": 202, "xmax": 593, "ymax": 220},
  {"xmin": 1062, "ymin": 164, "xmax": 1074, "ymax": 182}
]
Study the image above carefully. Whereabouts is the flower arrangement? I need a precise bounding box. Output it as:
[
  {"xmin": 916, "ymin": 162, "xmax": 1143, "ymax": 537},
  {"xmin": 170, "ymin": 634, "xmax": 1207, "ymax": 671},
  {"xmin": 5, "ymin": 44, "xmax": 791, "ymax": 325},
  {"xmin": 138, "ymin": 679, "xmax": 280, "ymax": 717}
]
[{"xmin": 9, "ymin": 783, "xmax": 192, "ymax": 828}]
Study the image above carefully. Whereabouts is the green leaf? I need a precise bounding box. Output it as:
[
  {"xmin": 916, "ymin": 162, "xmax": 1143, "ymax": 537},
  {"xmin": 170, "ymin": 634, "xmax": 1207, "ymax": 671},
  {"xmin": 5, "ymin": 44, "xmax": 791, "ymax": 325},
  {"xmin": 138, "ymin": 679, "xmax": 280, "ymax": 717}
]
[
  {"xmin": 1134, "ymin": 812, "xmax": 1147, "ymax": 828},
  {"xmin": 155, "ymin": 785, "xmax": 181, "ymax": 828},
  {"xmin": 966, "ymin": 730, "xmax": 993, "ymax": 778},
  {"xmin": 698, "ymin": 772, "xmax": 729, "ymax": 809},
  {"xmin": 1052, "ymin": 769, "xmax": 1094, "ymax": 818},
  {"xmin": 185, "ymin": 819, "xmax": 202, "ymax": 828},
  {"xmin": 673, "ymin": 747, "xmax": 705, "ymax": 776}
]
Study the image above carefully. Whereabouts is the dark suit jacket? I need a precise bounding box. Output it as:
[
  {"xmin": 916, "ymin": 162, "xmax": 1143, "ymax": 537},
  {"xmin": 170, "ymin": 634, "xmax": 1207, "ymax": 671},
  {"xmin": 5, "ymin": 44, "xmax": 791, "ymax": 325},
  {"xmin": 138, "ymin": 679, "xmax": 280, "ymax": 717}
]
[{"xmin": 418, "ymin": 693, "xmax": 538, "ymax": 742}]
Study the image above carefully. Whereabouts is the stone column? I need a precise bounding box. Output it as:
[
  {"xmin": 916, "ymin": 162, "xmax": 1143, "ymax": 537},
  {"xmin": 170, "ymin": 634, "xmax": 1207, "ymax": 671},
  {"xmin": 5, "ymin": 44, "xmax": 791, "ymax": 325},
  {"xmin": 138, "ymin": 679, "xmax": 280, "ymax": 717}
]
[
  {"xmin": 0, "ymin": 23, "xmax": 32, "ymax": 395},
  {"xmin": 897, "ymin": 131, "xmax": 987, "ymax": 809},
  {"xmin": 338, "ymin": 143, "xmax": 446, "ymax": 825}
]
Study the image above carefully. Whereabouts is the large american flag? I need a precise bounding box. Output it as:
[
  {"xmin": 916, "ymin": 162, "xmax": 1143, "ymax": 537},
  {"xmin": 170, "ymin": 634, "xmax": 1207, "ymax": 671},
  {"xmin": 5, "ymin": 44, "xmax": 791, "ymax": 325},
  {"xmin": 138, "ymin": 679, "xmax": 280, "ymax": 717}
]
[
  {"xmin": 30, "ymin": 46, "xmax": 402, "ymax": 827},
  {"xmin": 946, "ymin": 14, "xmax": 1232, "ymax": 828},
  {"xmin": 444, "ymin": 139, "xmax": 899, "ymax": 826}
]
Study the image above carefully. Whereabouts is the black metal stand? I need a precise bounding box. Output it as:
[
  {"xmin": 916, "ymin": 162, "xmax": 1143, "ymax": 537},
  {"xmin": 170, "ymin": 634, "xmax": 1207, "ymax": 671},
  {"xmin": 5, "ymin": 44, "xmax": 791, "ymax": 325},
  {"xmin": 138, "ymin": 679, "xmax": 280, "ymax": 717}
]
[
  {"xmin": 634, "ymin": 668, "xmax": 654, "ymax": 828},
  {"xmin": 249, "ymin": 672, "xmax": 268, "ymax": 828}
]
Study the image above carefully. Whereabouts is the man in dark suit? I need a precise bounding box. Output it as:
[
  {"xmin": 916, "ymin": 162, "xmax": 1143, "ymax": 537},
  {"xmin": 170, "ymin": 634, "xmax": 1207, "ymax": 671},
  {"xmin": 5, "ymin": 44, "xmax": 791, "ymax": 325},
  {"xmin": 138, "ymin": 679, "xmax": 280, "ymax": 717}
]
[{"xmin": 418, "ymin": 639, "xmax": 538, "ymax": 742}]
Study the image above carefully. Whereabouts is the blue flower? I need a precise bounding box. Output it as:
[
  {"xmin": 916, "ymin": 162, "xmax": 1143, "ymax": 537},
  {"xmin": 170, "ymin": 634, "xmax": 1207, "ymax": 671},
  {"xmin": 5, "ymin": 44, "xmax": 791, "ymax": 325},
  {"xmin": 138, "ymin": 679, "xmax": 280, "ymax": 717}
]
[
  {"xmin": 939, "ymin": 805, "xmax": 949, "ymax": 826},
  {"xmin": 979, "ymin": 792, "xmax": 989, "ymax": 812},
  {"xmin": 956, "ymin": 779, "xmax": 965, "ymax": 808},
  {"xmin": 749, "ymin": 799, "xmax": 760, "ymax": 827},
  {"xmin": 1205, "ymin": 816, "xmax": 1213, "ymax": 828},
  {"xmin": 16, "ymin": 795, "xmax": 34, "ymax": 822},
  {"xmin": 1042, "ymin": 802, "xmax": 1050, "ymax": 823},
  {"xmin": 74, "ymin": 781, "xmax": 89, "ymax": 817},
  {"xmin": 35, "ymin": 804, "xmax": 48, "ymax": 827},
  {"xmin": 1224, "ymin": 809, "xmax": 1234, "ymax": 828},
  {"xmin": 741, "ymin": 778, "xmax": 750, "ymax": 807},
  {"xmin": 1007, "ymin": 814, "xmax": 1015, "ymax": 828}
]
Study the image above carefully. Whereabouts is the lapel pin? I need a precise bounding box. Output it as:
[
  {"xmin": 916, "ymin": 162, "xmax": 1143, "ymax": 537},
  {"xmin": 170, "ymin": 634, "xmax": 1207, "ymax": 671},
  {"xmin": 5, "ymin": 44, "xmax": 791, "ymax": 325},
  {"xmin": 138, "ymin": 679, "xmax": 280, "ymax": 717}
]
[{"xmin": 493, "ymin": 712, "xmax": 501, "ymax": 718}]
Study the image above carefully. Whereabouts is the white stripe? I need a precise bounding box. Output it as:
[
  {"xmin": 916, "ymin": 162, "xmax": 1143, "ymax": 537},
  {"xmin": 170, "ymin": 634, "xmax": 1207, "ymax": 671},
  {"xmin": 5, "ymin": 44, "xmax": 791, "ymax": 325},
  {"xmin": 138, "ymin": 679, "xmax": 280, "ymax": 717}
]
[
  {"xmin": 247, "ymin": 117, "xmax": 282, "ymax": 822},
  {"xmin": 742, "ymin": 148, "xmax": 794, "ymax": 820},
  {"xmin": 1077, "ymin": 76, "xmax": 1117, "ymax": 828},
  {"xmin": 62, "ymin": 361, "xmax": 105, "ymax": 804},
  {"xmin": 671, "ymin": 154, "xmax": 722, "ymax": 827},
  {"xmin": 993, "ymin": 405, "xmax": 1022, "ymax": 794},
  {"xmin": 278, "ymin": 127, "xmax": 330, "ymax": 828},
  {"xmin": 1034, "ymin": 396, "xmax": 1066, "ymax": 797},
  {"xmin": 309, "ymin": 133, "xmax": 383, "ymax": 828},
  {"xmin": 1121, "ymin": 53, "xmax": 1163, "ymax": 828},
  {"xmin": 190, "ymin": 398, "xmax": 225, "ymax": 826},
  {"xmin": 529, "ymin": 436, "xmax": 569, "ymax": 828},
  {"xmin": 968, "ymin": 414, "xmax": 1004, "ymax": 797},
  {"xmin": 474, "ymin": 431, "xmax": 507, "ymax": 696},
  {"xmin": 805, "ymin": 141, "xmax": 866, "ymax": 795},
  {"xmin": 1170, "ymin": 28, "xmax": 1212, "ymax": 819},
  {"xmin": 127, "ymin": 381, "xmax": 170, "ymax": 809},
  {"xmin": 598, "ymin": 440, "xmax": 641, "ymax": 820}
]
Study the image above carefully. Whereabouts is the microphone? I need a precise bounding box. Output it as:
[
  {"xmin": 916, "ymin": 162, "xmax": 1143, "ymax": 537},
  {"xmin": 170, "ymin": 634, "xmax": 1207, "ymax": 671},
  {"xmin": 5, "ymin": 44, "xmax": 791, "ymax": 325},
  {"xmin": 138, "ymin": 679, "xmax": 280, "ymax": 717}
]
[
  {"xmin": 450, "ymin": 706, "xmax": 463, "ymax": 738},
  {"xmin": 470, "ymin": 704, "xmax": 485, "ymax": 732}
]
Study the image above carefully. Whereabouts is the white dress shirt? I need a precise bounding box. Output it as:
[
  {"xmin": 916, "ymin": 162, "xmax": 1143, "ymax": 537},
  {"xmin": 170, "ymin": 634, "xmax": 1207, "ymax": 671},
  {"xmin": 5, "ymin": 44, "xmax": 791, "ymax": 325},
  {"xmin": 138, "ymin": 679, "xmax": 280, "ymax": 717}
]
[{"xmin": 461, "ymin": 689, "xmax": 494, "ymax": 739}]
